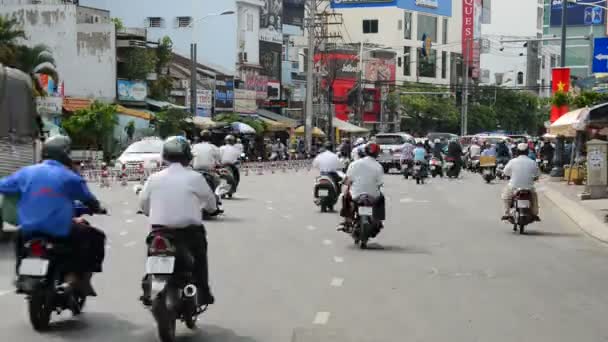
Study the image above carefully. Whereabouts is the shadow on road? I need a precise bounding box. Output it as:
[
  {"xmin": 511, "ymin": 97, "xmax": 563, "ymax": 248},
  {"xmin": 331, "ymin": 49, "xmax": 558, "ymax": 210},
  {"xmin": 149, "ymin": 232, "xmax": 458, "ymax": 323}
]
[
  {"xmin": 47, "ymin": 312, "xmax": 142, "ymax": 338},
  {"xmin": 225, "ymin": 197, "xmax": 251, "ymax": 201},
  {"xmin": 353, "ymin": 243, "xmax": 432, "ymax": 255},
  {"xmin": 178, "ymin": 325, "xmax": 258, "ymax": 342},
  {"xmin": 522, "ymin": 230, "xmax": 581, "ymax": 238},
  {"xmin": 217, "ymin": 216, "xmax": 246, "ymax": 223}
]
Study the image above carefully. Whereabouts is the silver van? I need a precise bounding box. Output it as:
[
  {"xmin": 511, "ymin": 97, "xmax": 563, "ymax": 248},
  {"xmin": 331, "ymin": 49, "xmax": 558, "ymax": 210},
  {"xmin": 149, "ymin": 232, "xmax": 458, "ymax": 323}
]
[{"xmin": 374, "ymin": 132, "xmax": 415, "ymax": 173}]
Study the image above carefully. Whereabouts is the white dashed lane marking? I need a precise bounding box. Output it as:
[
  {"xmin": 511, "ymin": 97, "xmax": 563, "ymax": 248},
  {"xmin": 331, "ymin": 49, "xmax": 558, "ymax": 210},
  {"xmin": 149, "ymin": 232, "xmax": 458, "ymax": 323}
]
[
  {"xmin": 307, "ymin": 225, "xmax": 317, "ymax": 231},
  {"xmin": 333, "ymin": 256, "xmax": 344, "ymax": 263},
  {"xmin": 126, "ymin": 219, "xmax": 134, "ymax": 224},
  {"xmin": 322, "ymin": 239, "xmax": 333, "ymax": 246},
  {"xmin": 313, "ymin": 312, "xmax": 331, "ymax": 325},
  {"xmin": 119, "ymin": 231, "xmax": 128, "ymax": 236},
  {"xmin": 330, "ymin": 277, "xmax": 344, "ymax": 287},
  {"xmin": 124, "ymin": 241, "xmax": 137, "ymax": 248}
]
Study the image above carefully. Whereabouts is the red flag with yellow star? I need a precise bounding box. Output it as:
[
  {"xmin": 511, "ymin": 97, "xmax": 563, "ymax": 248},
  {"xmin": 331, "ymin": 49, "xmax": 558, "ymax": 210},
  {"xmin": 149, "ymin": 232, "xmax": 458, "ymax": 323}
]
[{"xmin": 551, "ymin": 67, "xmax": 571, "ymax": 123}]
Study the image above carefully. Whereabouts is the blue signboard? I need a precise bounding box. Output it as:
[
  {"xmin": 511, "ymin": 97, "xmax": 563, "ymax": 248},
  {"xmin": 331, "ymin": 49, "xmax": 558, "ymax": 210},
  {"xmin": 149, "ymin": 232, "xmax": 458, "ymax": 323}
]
[
  {"xmin": 550, "ymin": 0, "xmax": 606, "ymax": 27},
  {"xmin": 593, "ymin": 37, "xmax": 608, "ymax": 73},
  {"xmin": 331, "ymin": 0, "xmax": 451, "ymax": 16}
]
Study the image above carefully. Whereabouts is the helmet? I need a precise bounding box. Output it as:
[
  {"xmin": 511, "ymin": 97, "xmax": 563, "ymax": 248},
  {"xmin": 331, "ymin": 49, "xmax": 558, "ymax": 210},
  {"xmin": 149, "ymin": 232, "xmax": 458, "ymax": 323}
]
[
  {"xmin": 365, "ymin": 142, "xmax": 380, "ymax": 158},
  {"xmin": 516, "ymin": 142, "xmax": 529, "ymax": 156},
  {"xmin": 237, "ymin": 138, "xmax": 242, "ymax": 143},
  {"xmin": 42, "ymin": 135, "xmax": 72, "ymax": 166},
  {"xmin": 355, "ymin": 137, "xmax": 365, "ymax": 146},
  {"xmin": 225, "ymin": 134, "xmax": 236, "ymax": 145},
  {"xmin": 162, "ymin": 136, "xmax": 193, "ymax": 165},
  {"xmin": 200, "ymin": 130, "xmax": 212, "ymax": 142},
  {"xmin": 434, "ymin": 139, "xmax": 440, "ymax": 144},
  {"xmin": 323, "ymin": 141, "xmax": 334, "ymax": 152}
]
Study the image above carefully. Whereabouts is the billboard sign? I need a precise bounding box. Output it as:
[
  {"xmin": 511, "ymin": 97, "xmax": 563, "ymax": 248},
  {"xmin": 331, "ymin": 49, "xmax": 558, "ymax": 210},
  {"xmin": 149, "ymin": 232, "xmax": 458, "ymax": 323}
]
[
  {"xmin": 260, "ymin": 0, "xmax": 283, "ymax": 43},
  {"xmin": 260, "ymin": 41, "xmax": 283, "ymax": 82},
  {"xmin": 550, "ymin": 0, "xmax": 606, "ymax": 27},
  {"xmin": 365, "ymin": 58, "xmax": 396, "ymax": 83},
  {"xmin": 593, "ymin": 37, "xmax": 608, "ymax": 73},
  {"xmin": 331, "ymin": 0, "xmax": 451, "ymax": 16},
  {"xmin": 117, "ymin": 79, "xmax": 147, "ymax": 102},
  {"xmin": 462, "ymin": 0, "xmax": 481, "ymax": 79},
  {"xmin": 215, "ymin": 76, "xmax": 234, "ymax": 112},
  {"xmin": 36, "ymin": 97, "xmax": 63, "ymax": 115},
  {"xmin": 314, "ymin": 50, "xmax": 359, "ymax": 81},
  {"xmin": 187, "ymin": 89, "xmax": 213, "ymax": 117},
  {"xmin": 234, "ymin": 89, "xmax": 258, "ymax": 114},
  {"xmin": 330, "ymin": 0, "xmax": 397, "ymax": 8},
  {"xmin": 284, "ymin": 0, "xmax": 305, "ymax": 27}
]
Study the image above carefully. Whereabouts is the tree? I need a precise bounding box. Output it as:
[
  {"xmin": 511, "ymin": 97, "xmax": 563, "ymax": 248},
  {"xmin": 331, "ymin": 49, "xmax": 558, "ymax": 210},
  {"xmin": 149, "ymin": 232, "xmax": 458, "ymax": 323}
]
[
  {"xmin": 153, "ymin": 108, "xmax": 192, "ymax": 138},
  {"xmin": 149, "ymin": 36, "xmax": 174, "ymax": 101},
  {"xmin": 399, "ymin": 84, "xmax": 459, "ymax": 134},
  {"xmin": 121, "ymin": 48, "xmax": 157, "ymax": 80},
  {"xmin": 570, "ymin": 91, "xmax": 608, "ymax": 109},
  {"xmin": 111, "ymin": 17, "xmax": 124, "ymax": 31},
  {"xmin": 62, "ymin": 101, "xmax": 118, "ymax": 157},
  {"xmin": 13, "ymin": 44, "xmax": 58, "ymax": 96},
  {"xmin": 0, "ymin": 16, "xmax": 25, "ymax": 66}
]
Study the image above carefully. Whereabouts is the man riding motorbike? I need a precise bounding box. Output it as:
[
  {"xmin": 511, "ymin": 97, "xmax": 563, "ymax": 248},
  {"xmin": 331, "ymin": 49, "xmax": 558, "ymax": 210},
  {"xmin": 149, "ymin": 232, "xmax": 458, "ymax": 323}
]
[
  {"xmin": 431, "ymin": 139, "xmax": 444, "ymax": 162},
  {"xmin": 339, "ymin": 143, "xmax": 385, "ymax": 230},
  {"xmin": 139, "ymin": 136, "xmax": 217, "ymax": 306},
  {"xmin": 447, "ymin": 139, "xmax": 464, "ymax": 164},
  {"xmin": 496, "ymin": 139, "xmax": 512, "ymax": 161},
  {"xmin": 0, "ymin": 135, "xmax": 106, "ymax": 296},
  {"xmin": 351, "ymin": 137, "xmax": 366, "ymax": 161},
  {"xmin": 192, "ymin": 130, "xmax": 221, "ymax": 190},
  {"xmin": 312, "ymin": 142, "xmax": 342, "ymax": 188},
  {"xmin": 400, "ymin": 139, "xmax": 415, "ymax": 175},
  {"xmin": 501, "ymin": 143, "xmax": 541, "ymax": 222},
  {"xmin": 539, "ymin": 138, "xmax": 555, "ymax": 170},
  {"xmin": 220, "ymin": 135, "xmax": 242, "ymax": 187}
]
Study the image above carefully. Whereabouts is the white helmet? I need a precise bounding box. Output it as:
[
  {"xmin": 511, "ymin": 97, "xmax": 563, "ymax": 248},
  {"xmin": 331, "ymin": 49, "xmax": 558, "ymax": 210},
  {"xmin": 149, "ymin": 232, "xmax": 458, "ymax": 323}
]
[
  {"xmin": 434, "ymin": 139, "xmax": 440, "ymax": 144},
  {"xmin": 517, "ymin": 143, "xmax": 528, "ymax": 152},
  {"xmin": 355, "ymin": 137, "xmax": 365, "ymax": 146}
]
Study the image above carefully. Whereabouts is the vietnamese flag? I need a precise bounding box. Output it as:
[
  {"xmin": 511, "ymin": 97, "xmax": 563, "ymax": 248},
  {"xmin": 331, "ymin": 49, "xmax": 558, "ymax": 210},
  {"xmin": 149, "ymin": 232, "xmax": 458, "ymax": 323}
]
[{"xmin": 550, "ymin": 67, "xmax": 571, "ymax": 123}]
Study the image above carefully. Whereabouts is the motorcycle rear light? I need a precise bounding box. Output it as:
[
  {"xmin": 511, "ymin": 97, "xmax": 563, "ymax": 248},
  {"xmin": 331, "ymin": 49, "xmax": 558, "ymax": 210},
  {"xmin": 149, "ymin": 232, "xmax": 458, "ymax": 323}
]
[
  {"xmin": 30, "ymin": 241, "xmax": 45, "ymax": 257},
  {"xmin": 152, "ymin": 237, "xmax": 167, "ymax": 252}
]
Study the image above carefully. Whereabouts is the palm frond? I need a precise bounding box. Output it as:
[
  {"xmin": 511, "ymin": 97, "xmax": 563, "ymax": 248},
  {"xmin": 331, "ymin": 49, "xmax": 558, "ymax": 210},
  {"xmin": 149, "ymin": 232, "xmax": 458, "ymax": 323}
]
[{"xmin": 0, "ymin": 16, "xmax": 25, "ymax": 44}]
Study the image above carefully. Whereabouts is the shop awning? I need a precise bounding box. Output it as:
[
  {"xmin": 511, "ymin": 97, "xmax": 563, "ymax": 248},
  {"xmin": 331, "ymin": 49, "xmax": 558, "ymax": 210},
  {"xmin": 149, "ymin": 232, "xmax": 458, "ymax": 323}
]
[
  {"xmin": 116, "ymin": 105, "xmax": 153, "ymax": 120},
  {"xmin": 257, "ymin": 109, "xmax": 299, "ymax": 127},
  {"xmin": 259, "ymin": 117, "xmax": 289, "ymax": 131},
  {"xmin": 586, "ymin": 102, "xmax": 608, "ymax": 126},
  {"xmin": 294, "ymin": 126, "xmax": 326, "ymax": 137},
  {"xmin": 190, "ymin": 116, "xmax": 219, "ymax": 129},
  {"xmin": 62, "ymin": 97, "xmax": 92, "ymax": 112},
  {"xmin": 549, "ymin": 107, "xmax": 589, "ymax": 137},
  {"xmin": 333, "ymin": 118, "xmax": 369, "ymax": 134},
  {"xmin": 145, "ymin": 98, "xmax": 187, "ymax": 110}
]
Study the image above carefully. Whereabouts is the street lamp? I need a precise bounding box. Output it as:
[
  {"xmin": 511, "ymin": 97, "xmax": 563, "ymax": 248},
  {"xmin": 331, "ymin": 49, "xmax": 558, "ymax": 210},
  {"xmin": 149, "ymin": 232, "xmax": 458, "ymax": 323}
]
[{"xmin": 188, "ymin": 10, "xmax": 235, "ymax": 115}]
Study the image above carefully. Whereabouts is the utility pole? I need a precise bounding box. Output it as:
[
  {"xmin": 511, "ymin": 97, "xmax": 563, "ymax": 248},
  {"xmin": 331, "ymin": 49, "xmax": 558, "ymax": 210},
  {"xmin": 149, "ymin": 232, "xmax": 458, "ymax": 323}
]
[
  {"xmin": 461, "ymin": 38, "xmax": 470, "ymax": 136},
  {"xmin": 357, "ymin": 42, "xmax": 364, "ymax": 126},
  {"xmin": 304, "ymin": 0, "xmax": 316, "ymax": 154},
  {"xmin": 190, "ymin": 43, "xmax": 197, "ymax": 115},
  {"xmin": 560, "ymin": 0, "xmax": 568, "ymax": 67}
]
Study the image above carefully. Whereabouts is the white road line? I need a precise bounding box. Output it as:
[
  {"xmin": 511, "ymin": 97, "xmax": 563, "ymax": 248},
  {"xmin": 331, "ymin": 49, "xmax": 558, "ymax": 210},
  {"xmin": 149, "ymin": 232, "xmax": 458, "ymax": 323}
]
[
  {"xmin": 333, "ymin": 256, "xmax": 344, "ymax": 263},
  {"xmin": 330, "ymin": 277, "xmax": 344, "ymax": 287},
  {"xmin": 124, "ymin": 241, "xmax": 137, "ymax": 248},
  {"xmin": 119, "ymin": 231, "xmax": 128, "ymax": 236},
  {"xmin": 322, "ymin": 239, "xmax": 333, "ymax": 246},
  {"xmin": 267, "ymin": 207, "xmax": 274, "ymax": 211},
  {"xmin": 266, "ymin": 200, "xmax": 273, "ymax": 204},
  {"xmin": 313, "ymin": 312, "xmax": 331, "ymax": 325},
  {"xmin": 123, "ymin": 202, "xmax": 129, "ymax": 206},
  {"xmin": 0, "ymin": 290, "xmax": 12, "ymax": 297},
  {"xmin": 307, "ymin": 225, "xmax": 317, "ymax": 231},
  {"xmin": 126, "ymin": 219, "xmax": 134, "ymax": 224},
  {"xmin": 282, "ymin": 215, "xmax": 292, "ymax": 220}
]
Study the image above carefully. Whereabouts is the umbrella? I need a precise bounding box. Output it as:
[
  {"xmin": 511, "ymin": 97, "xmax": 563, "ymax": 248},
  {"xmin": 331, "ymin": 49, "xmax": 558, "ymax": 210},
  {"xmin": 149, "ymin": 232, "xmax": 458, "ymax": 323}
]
[
  {"xmin": 231, "ymin": 121, "xmax": 256, "ymax": 134},
  {"xmin": 294, "ymin": 126, "xmax": 326, "ymax": 137},
  {"xmin": 549, "ymin": 108, "xmax": 589, "ymax": 137}
]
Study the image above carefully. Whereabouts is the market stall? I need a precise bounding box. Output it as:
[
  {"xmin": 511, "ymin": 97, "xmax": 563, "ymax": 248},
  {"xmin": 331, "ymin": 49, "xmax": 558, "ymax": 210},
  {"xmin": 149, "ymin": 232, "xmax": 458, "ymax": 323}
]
[
  {"xmin": 294, "ymin": 126, "xmax": 326, "ymax": 138},
  {"xmin": 548, "ymin": 107, "xmax": 589, "ymax": 137}
]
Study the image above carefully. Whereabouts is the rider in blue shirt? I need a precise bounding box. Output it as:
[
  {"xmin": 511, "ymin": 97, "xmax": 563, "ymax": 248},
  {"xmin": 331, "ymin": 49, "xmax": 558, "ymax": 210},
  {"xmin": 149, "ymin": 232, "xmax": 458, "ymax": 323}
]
[{"xmin": 0, "ymin": 135, "xmax": 105, "ymax": 296}]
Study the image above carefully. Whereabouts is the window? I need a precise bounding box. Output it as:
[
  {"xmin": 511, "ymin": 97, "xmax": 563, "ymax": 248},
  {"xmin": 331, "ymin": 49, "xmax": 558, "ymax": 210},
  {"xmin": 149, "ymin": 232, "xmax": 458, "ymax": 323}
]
[
  {"xmin": 417, "ymin": 48, "xmax": 436, "ymax": 78},
  {"xmin": 363, "ymin": 19, "xmax": 379, "ymax": 34},
  {"xmin": 517, "ymin": 71, "xmax": 524, "ymax": 85},
  {"xmin": 404, "ymin": 12, "xmax": 412, "ymax": 40},
  {"xmin": 398, "ymin": 19, "xmax": 403, "ymax": 31},
  {"xmin": 148, "ymin": 17, "xmax": 163, "ymax": 28},
  {"xmin": 177, "ymin": 16, "xmax": 192, "ymax": 28},
  {"xmin": 442, "ymin": 18, "xmax": 448, "ymax": 44},
  {"xmin": 247, "ymin": 13, "xmax": 254, "ymax": 31},
  {"xmin": 398, "ymin": 57, "xmax": 402, "ymax": 68},
  {"xmin": 417, "ymin": 14, "xmax": 437, "ymax": 42},
  {"xmin": 441, "ymin": 51, "xmax": 447, "ymax": 79},
  {"xmin": 403, "ymin": 46, "xmax": 411, "ymax": 76}
]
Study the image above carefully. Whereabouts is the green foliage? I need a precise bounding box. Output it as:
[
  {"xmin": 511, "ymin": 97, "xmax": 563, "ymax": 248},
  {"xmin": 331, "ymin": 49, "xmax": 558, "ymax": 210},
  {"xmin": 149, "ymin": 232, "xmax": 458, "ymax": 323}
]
[
  {"xmin": 121, "ymin": 48, "xmax": 157, "ymax": 80},
  {"xmin": 570, "ymin": 91, "xmax": 608, "ymax": 109},
  {"xmin": 111, "ymin": 18, "xmax": 124, "ymax": 31},
  {"xmin": 148, "ymin": 36, "xmax": 174, "ymax": 101},
  {"xmin": 124, "ymin": 120, "xmax": 135, "ymax": 140},
  {"xmin": 550, "ymin": 91, "xmax": 570, "ymax": 107},
  {"xmin": 0, "ymin": 16, "xmax": 25, "ymax": 66},
  {"xmin": 153, "ymin": 108, "xmax": 192, "ymax": 138},
  {"xmin": 156, "ymin": 36, "xmax": 173, "ymax": 72},
  {"xmin": 214, "ymin": 113, "xmax": 267, "ymax": 134},
  {"xmin": 61, "ymin": 101, "xmax": 118, "ymax": 156},
  {"xmin": 399, "ymin": 84, "xmax": 459, "ymax": 134}
]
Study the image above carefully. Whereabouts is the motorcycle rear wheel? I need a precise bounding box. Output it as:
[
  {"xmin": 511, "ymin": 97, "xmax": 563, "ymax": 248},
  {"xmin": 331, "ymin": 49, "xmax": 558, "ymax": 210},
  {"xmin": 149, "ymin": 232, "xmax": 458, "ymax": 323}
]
[
  {"xmin": 153, "ymin": 295, "xmax": 177, "ymax": 342},
  {"xmin": 28, "ymin": 293, "xmax": 52, "ymax": 331},
  {"xmin": 185, "ymin": 315, "xmax": 198, "ymax": 330}
]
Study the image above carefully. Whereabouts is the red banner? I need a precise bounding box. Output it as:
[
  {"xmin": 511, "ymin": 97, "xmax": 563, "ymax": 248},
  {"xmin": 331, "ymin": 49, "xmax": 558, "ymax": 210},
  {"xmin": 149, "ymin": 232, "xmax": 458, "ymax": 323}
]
[
  {"xmin": 462, "ymin": 0, "xmax": 474, "ymax": 66},
  {"xmin": 550, "ymin": 67, "xmax": 571, "ymax": 123}
]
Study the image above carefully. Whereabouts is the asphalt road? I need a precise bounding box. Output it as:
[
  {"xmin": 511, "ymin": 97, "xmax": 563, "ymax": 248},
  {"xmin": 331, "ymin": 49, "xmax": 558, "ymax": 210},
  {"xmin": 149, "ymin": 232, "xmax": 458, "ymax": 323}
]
[{"xmin": 1, "ymin": 169, "xmax": 608, "ymax": 342}]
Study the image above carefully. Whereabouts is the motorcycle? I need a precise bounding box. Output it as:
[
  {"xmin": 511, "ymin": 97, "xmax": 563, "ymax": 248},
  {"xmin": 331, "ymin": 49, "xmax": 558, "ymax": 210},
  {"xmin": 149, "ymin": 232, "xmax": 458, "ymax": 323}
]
[
  {"xmin": 215, "ymin": 165, "xmax": 237, "ymax": 199},
  {"xmin": 480, "ymin": 156, "xmax": 496, "ymax": 184},
  {"xmin": 142, "ymin": 229, "xmax": 206, "ymax": 342},
  {"xmin": 540, "ymin": 158, "xmax": 551, "ymax": 173},
  {"xmin": 401, "ymin": 159, "xmax": 413, "ymax": 179},
  {"xmin": 314, "ymin": 171, "xmax": 344, "ymax": 213},
  {"xmin": 469, "ymin": 156, "xmax": 480, "ymax": 173},
  {"xmin": 445, "ymin": 157, "xmax": 460, "ymax": 179},
  {"xmin": 413, "ymin": 160, "xmax": 425, "ymax": 184},
  {"xmin": 429, "ymin": 157, "xmax": 443, "ymax": 178},
  {"xmin": 350, "ymin": 195, "xmax": 382, "ymax": 249},
  {"xmin": 508, "ymin": 189, "xmax": 536, "ymax": 234},
  {"xmin": 15, "ymin": 204, "xmax": 106, "ymax": 331},
  {"xmin": 198, "ymin": 170, "xmax": 224, "ymax": 219}
]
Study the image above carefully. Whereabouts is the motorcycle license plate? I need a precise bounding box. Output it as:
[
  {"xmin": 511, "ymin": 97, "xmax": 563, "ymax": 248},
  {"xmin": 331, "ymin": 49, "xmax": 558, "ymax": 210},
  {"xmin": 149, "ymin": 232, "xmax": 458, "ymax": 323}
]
[
  {"xmin": 543, "ymin": 161, "xmax": 549, "ymax": 165},
  {"xmin": 145, "ymin": 256, "xmax": 175, "ymax": 275},
  {"xmin": 536, "ymin": 159, "xmax": 541, "ymax": 163},
  {"xmin": 414, "ymin": 166, "xmax": 421, "ymax": 171},
  {"xmin": 19, "ymin": 258, "xmax": 49, "ymax": 277},
  {"xmin": 318, "ymin": 189, "xmax": 329, "ymax": 197},
  {"xmin": 483, "ymin": 169, "xmax": 491, "ymax": 175},
  {"xmin": 358, "ymin": 206, "xmax": 373, "ymax": 216},
  {"xmin": 446, "ymin": 162, "xmax": 454, "ymax": 168},
  {"xmin": 517, "ymin": 200, "xmax": 531, "ymax": 208}
]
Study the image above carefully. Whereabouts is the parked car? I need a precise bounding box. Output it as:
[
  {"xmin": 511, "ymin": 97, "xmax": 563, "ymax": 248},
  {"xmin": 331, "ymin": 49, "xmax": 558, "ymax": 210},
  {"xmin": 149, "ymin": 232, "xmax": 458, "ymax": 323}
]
[
  {"xmin": 375, "ymin": 133, "xmax": 415, "ymax": 173},
  {"xmin": 115, "ymin": 137, "xmax": 164, "ymax": 175}
]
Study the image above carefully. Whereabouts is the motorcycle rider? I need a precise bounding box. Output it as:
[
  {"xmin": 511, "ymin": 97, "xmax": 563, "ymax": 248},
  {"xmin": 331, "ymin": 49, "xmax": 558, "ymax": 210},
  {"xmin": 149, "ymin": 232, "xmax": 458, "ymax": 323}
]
[
  {"xmin": 139, "ymin": 136, "xmax": 217, "ymax": 306},
  {"xmin": 400, "ymin": 139, "xmax": 415, "ymax": 169},
  {"xmin": 351, "ymin": 137, "xmax": 366, "ymax": 161},
  {"xmin": 501, "ymin": 143, "xmax": 541, "ymax": 221},
  {"xmin": 0, "ymin": 135, "xmax": 106, "ymax": 296},
  {"xmin": 338, "ymin": 138, "xmax": 351, "ymax": 158},
  {"xmin": 431, "ymin": 138, "xmax": 444, "ymax": 162},
  {"xmin": 220, "ymin": 135, "xmax": 242, "ymax": 187},
  {"xmin": 339, "ymin": 142, "xmax": 385, "ymax": 230},
  {"xmin": 468, "ymin": 139, "xmax": 481, "ymax": 159},
  {"xmin": 192, "ymin": 130, "xmax": 221, "ymax": 188},
  {"xmin": 235, "ymin": 138, "xmax": 244, "ymax": 154},
  {"xmin": 496, "ymin": 139, "xmax": 512, "ymax": 162},
  {"xmin": 312, "ymin": 142, "xmax": 342, "ymax": 189}
]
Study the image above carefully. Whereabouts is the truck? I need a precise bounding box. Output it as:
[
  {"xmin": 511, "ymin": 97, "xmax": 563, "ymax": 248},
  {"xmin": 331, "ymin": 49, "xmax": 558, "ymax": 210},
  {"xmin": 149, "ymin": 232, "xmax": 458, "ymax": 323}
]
[{"xmin": 0, "ymin": 65, "xmax": 42, "ymax": 239}]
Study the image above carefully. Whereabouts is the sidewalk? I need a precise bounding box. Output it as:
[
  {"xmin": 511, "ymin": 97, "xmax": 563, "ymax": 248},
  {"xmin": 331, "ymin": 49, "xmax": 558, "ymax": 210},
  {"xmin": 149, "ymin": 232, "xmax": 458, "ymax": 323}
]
[{"xmin": 540, "ymin": 179, "xmax": 608, "ymax": 243}]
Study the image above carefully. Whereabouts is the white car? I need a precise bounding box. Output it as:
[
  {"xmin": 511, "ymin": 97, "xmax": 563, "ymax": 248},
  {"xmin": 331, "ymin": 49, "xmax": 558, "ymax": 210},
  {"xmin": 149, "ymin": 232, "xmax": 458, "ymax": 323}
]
[{"xmin": 115, "ymin": 138, "xmax": 164, "ymax": 174}]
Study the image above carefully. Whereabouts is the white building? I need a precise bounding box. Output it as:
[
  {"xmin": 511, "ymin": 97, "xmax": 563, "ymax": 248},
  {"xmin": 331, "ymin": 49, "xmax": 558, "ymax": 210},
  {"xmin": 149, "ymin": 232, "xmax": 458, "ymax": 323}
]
[
  {"xmin": 330, "ymin": 0, "xmax": 464, "ymax": 86},
  {"xmin": 0, "ymin": 0, "xmax": 116, "ymax": 102}
]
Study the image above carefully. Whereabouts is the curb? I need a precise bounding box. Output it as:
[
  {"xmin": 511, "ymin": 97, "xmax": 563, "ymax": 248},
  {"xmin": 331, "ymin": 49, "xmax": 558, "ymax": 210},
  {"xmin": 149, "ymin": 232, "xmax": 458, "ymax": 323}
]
[{"xmin": 542, "ymin": 186, "xmax": 608, "ymax": 243}]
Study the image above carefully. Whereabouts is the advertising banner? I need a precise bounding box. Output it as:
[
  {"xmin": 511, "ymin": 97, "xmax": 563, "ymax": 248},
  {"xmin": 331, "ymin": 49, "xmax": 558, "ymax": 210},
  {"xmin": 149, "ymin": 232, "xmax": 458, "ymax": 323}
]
[
  {"xmin": 215, "ymin": 76, "xmax": 235, "ymax": 112},
  {"xmin": 314, "ymin": 50, "xmax": 359, "ymax": 81},
  {"xmin": 36, "ymin": 97, "xmax": 63, "ymax": 115},
  {"xmin": 243, "ymin": 72, "xmax": 270, "ymax": 100},
  {"xmin": 331, "ymin": 0, "xmax": 451, "ymax": 17},
  {"xmin": 260, "ymin": 41, "xmax": 283, "ymax": 81},
  {"xmin": 330, "ymin": 0, "xmax": 397, "ymax": 8},
  {"xmin": 550, "ymin": 0, "xmax": 606, "ymax": 27},
  {"xmin": 462, "ymin": 0, "xmax": 481, "ymax": 78},
  {"xmin": 284, "ymin": 0, "xmax": 305, "ymax": 27},
  {"xmin": 117, "ymin": 79, "xmax": 147, "ymax": 102},
  {"xmin": 364, "ymin": 58, "xmax": 396, "ymax": 83},
  {"xmin": 186, "ymin": 89, "xmax": 213, "ymax": 117},
  {"xmin": 234, "ymin": 89, "xmax": 258, "ymax": 114},
  {"xmin": 551, "ymin": 67, "xmax": 571, "ymax": 123},
  {"xmin": 260, "ymin": 0, "xmax": 283, "ymax": 43}
]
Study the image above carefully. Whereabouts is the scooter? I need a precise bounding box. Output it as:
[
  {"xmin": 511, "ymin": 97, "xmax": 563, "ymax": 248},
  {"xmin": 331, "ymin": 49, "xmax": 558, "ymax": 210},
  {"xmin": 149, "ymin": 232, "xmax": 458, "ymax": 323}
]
[
  {"xmin": 445, "ymin": 157, "xmax": 460, "ymax": 178},
  {"xmin": 350, "ymin": 195, "xmax": 382, "ymax": 249},
  {"xmin": 480, "ymin": 156, "xmax": 496, "ymax": 184},
  {"xmin": 215, "ymin": 165, "xmax": 237, "ymax": 199},
  {"xmin": 508, "ymin": 189, "xmax": 536, "ymax": 234},
  {"xmin": 429, "ymin": 157, "xmax": 443, "ymax": 178},
  {"xmin": 313, "ymin": 171, "xmax": 344, "ymax": 213},
  {"xmin": 413, "ymin": 160, "xmax": 425, "ymax": 184}
]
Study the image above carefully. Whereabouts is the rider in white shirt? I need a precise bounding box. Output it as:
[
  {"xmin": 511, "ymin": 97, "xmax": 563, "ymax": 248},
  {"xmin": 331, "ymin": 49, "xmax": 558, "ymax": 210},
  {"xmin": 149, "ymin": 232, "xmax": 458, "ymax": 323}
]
[
  {"xmin": 139, "ymin": 136, "xmax": 216, "ymax": 306},
  {"xmin": 313, "ymin": 142, "xmax": 342, "ymax": 186},
  {"xmin": 192, "ymin": 130, "xmax": 220, "ymax": 171},
  {"xmin": 501, "ymin": 143, "xmax": 541, "ymax": 221},
  {"xmin": 351, "ymin": 137, "xmax": 366, "ymax": 161},
  {"xmin": 469, "ymin": 140, "xmax": 481, "ymax": 158},
  {"xmin": 219, "ymin": 135, "xmax": 242, "ymax": 186}
]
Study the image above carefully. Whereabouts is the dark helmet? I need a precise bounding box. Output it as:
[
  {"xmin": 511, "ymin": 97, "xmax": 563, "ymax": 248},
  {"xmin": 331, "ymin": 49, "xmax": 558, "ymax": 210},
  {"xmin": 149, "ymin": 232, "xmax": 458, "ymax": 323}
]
[
  {"xmin": 225, "ymin": 134, "xmax": 236, "ymax": 145},
  {"xmin": 162, "ymin": 136, "xmax": 193, "ymax": 165},
  {"xmin": 200, "ymin": 130, "xmax": 212, "ymax": 142},
  {"xmin": 323, "ymin": 141, "xmax": 334, "ymax": 152},
  {"xmin": 365, "ymin": 142, "xmax": 380, "ymax": 158},
  {"xmin": 42, "ymin": 135, "xmax": 72, "ymax": 166}
]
